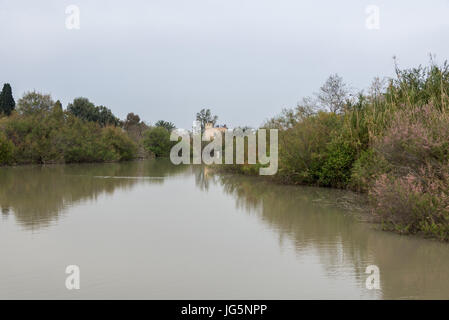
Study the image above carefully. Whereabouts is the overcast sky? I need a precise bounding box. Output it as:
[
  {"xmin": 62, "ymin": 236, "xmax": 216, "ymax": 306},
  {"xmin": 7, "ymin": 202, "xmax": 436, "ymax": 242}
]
[{"xmin": 1, "ymin": 0, "xmax": 448, "ymax": 128}]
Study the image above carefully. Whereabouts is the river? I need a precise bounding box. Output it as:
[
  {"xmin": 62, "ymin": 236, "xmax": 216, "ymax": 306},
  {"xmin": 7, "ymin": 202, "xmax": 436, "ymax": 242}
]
[{"xmin": 0, "ymin": 159, "xmax": 448, "ymax": 299}]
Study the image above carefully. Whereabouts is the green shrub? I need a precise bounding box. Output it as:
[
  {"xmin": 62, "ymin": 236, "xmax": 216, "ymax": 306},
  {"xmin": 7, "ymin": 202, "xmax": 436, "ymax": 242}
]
[
  {"xmin": 318, "ymin": 139, "xmax": 357, "ymax": 188},
  {"xmin": 350, "ymin": 148, "xmax": 389, "ymax": 192},
  {"xmin": 0, "ymin": 132, "xmax": 14, "ymax": 165},
  {"xmin": 61, "ymin": 116, "xmax": 110, "ymax": 163},
  {"xmin": 101, "ymin": 126, "xmax": 137, "ymax": 161},
  {"xmin": 0, "ymin": 107, "xmax": 137, "ymax": 164},
  {"xmin": 143, "ymin": 127, "xmax": 173, "ymax": 157},
  {"xmin": 277, "ymin": 112, "xmax": 343, "ymax": 185},
  {"xmin": 67, "ymin": 97, "xmax": 120, "ymax": 127}
]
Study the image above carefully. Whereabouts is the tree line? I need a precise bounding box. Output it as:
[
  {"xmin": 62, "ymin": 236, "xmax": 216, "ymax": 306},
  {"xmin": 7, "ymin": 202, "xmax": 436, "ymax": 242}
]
[{"xmin": 0, "ymin": 87, "xmax": 185, "ymax": 165}]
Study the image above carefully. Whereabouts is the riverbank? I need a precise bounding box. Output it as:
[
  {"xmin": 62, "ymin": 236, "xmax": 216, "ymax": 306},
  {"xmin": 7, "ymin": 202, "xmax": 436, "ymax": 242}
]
[
  {"xmin": 217, "ymin": 61, "xmax": 449, "ymax": 241},
  {"xmin": 1, "ymin": 60, "xmax": 449, "ymax": 241}
]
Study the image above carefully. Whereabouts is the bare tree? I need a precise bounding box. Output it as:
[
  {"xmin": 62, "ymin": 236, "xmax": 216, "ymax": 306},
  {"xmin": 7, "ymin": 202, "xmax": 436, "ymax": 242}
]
[
  {"xmin": 369, "ymin": 76, "xmax": 386, "ymax": 100},
  {"xmin": 316, "ymin": 74, "xmax": 349, "ymax": 113}
]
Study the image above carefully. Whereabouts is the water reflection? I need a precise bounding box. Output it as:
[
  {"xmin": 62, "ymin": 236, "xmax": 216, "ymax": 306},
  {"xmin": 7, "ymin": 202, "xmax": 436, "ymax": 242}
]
[
  {"xmin": 0, "ymin": 160, "xmax": 448, "ymax": 299},
  {"xmin": 0, "ymin": 160, "xmax": 189, "ymax": 230},
  {"xmin": 213, "ymin": 173, "xmax": 449, "ymax": 299}
]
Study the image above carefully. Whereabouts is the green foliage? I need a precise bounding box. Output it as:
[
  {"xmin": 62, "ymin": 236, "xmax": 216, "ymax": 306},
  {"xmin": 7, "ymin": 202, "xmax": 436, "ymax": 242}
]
[
  {"xmin": 318, "ymin": 139, "xmax": 357, "ymax": 188},
  {"xmin": 385, "ymin": 59, "xmax": 449, "ymax": 111},
  {"xmin": 0, "ymin": 132, "xmax": 14, "ymax": 165},
  {"xmin": 155, "ymin": 120, "xmax": 176, "ymax": 132},
  {"xmin": 0, "ymin": 102, "xmax": 137, "ymax": 164},
  {"xmin": 101, "ymin": 126, "xmax": 137, "ymax": 161},
  {"xmin": 97, "ymin": 105, "xmax": 120, "ymax": 127},
  {"xmin": 277, "ymin": 112, "xmax": 343, "ymax": 185},
  {"xmin": 53, "ymin": 100, "xmax": 63, "ymax": 113},
  {"xmin": 67, "ymin": 97, "xmax": 95, "ymax": 120},
  {"xmin": 61, "ymin": 115, "xmax": 112, "ymax": 163},
  {"xmin": 122, "ymin": 113, "xmax": 149, "ymax": 159},
  {"xmin": 263, "ymin": 105, "xmax": 314, "ymax": 130},
  {"xmin": 143, "ymin": 127, "xmax": 173, "ymax": 157},
  {"xmin": 17, "ymin": 91, "xmax": 54, "ymax": 115},
  {"xmin": 0, "ymin": 83, "xmax": 15, "ymax": 116},
  {"xmin": 67, "ymin": 97, "xmax": 120, "ymax": 127},
  {"xmin": 350, "ymin": 148, "xmax": 389, "ymax": 192}
]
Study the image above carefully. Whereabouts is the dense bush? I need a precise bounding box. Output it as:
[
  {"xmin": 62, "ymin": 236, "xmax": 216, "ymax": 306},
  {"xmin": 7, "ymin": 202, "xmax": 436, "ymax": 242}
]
[
  {"xmin": 0, "ymin": 93, "xmax": 137, "ymax": 165},
  {"xmin": 371, "ymin": 167, "xmax": 449, "ymax": 241},
  {"xmin": 0, "ymin": 132, "xmax": 14, "ymax": 165},
  {"xmin": 350, "ymin": 148, "xmax": 389, "ymax": 192},
  {"xmin": 367, "ymin": 105, "xmax": 449, "ymax": 240},
  {"xmin": 143, "ymin": 126, "xmax": 173, "ymax": 157},
  {"xmin": 318, "ymin": 139, "xmax": 357, "ymax": 188},
  {"xmin": 67, "ymin": 97, "xmax": 120, "ymax": 127},
  {"xmin": 277, "ymin": 112, "xmax": 349, "ymax": 186},
  {"xmin": 101, "ymin": 126, "xmax": 137, "ymax": 161}
]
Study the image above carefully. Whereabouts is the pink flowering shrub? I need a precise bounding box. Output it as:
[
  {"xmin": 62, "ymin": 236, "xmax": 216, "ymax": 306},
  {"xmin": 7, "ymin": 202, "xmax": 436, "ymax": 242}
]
[
  {"xmin": 375, "ymin": 105, "xmax": 449, "ymax": 170},
  {"xmin": 369, "ymin": 105, "xmax": 449, "ymax": 240},
  {"xmin": 370, "ymin": 167, "xmax": 449, "ymax": 240}
]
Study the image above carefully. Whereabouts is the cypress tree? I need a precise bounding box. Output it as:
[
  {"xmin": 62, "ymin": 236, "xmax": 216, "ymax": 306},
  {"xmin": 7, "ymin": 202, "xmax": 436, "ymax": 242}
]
[{"xmin": 0, "ymin": 83, "xmax": 15, "ymax": 116}]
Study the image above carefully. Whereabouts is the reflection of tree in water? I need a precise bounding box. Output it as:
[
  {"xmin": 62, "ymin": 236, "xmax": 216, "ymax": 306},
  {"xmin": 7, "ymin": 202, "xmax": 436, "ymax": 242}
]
[
  {"xmin": 0, "ymin": 159, "xmax": 189, "ymax": 230},
  {"xmin": 194, "ymin": 166, "xmax": 216, "ymax": 191},
  {"xmin": 2, "ymin": 160, "xmax": 448, "ymax": 299},
  {"xmin": 216, "ymin": 174, "xmax": 449, "ymax": 299}
]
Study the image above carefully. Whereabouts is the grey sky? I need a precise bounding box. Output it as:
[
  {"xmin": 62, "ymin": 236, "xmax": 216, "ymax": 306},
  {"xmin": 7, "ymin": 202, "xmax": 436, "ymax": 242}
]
[{"xmin": 1, "ymin": 0, "xmax": 448, "ymax": 128}]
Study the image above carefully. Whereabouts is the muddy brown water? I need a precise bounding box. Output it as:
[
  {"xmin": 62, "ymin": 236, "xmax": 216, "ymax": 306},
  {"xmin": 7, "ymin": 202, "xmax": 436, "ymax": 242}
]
[{"xmin": 0, "ymin": 159, "xmax": 448, "ymax": 299}]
